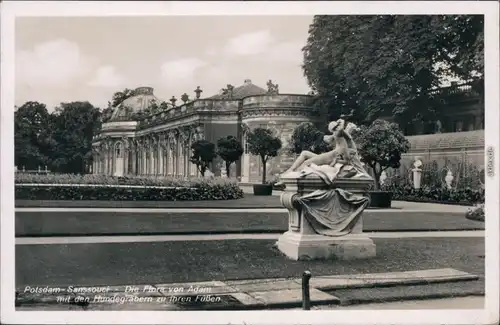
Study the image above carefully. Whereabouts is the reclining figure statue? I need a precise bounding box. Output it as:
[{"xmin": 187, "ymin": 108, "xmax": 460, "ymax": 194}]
[
  {"xmin": 276, "ymin": 118, "xmax": 373, "ymax": 238},
  {"xmin": 277, "ymin": 118, "xmax": 370, "ymax": 185}
]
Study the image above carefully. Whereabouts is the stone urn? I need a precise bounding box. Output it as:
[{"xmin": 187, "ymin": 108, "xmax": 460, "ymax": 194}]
[{"xmin": 276, "ymin": 172, "xmax": 376, "ymax": 261}]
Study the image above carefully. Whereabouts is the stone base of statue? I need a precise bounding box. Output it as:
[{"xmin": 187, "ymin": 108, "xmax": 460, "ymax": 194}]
[{"xmin": 276, "ymin": 171, "xmax": 376, "ymax": 261}]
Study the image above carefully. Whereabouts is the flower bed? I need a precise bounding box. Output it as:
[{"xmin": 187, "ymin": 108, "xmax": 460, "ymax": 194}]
[
  {"xmin": 15, "ymin": 174, "xmax": 244, "ymax": 201},
  {"xmin": 465, "ymin": 204, "xmax": 485, "ymax": 222},
  {"xmin": 381, "ymin": 183, "xmax": 484, "ymax": 206}
]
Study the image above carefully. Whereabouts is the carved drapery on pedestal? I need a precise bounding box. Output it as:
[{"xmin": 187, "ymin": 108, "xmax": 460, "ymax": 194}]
[{"xmin": 276, "ymin": 173, "xmax": 376, "ymax": 261}]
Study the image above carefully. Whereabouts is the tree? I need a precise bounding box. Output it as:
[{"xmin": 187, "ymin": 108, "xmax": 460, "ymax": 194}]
[
  {"xmin": 354, "ymin": 119, "xmax": 410, "ymax": 190},
  {"xmin": 100, "ymin": 102, "xmax": 114, "ymax": 123},
  {"xmin": 289, "ymin": 122, "xmax": 329, "ymax": 155},
  {"xmin": 302, "ymin": 15, "xmax": 484, "ymax": 126},
  {"xmin": 217, "ymin": 135, "xmax": 244, "ymax": 177},
  {"xmin": 111, "ymin": 88, "xmax": 134, "ymax": 107},
  {"xmin": 246, "ymin": 128, "xmax": 282, "ymax": 184},
  {"xmin": 51, "ymin": 101, "xmax": 101, "ymax": 174},
  {"xmin": 190, "ymin": 140, "xmax": 217, "ymax": 176},
  {"xmin": 14, "ymin": 101, "xmax": 55, "ymax": 170}
]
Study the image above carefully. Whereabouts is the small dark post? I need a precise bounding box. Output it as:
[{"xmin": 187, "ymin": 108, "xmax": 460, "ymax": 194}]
[{"xmin": 302, "ymin": 270, "xmax": 312, "ymax": 310}]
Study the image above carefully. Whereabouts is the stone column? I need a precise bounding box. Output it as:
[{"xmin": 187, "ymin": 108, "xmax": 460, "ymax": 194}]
[
  {"xmin": 158, "ymin": 136, "xmax": 164, "ymax": 176},
  {"xmin": 167, "ymin": 135, "xmax": 174, "ymax": 176},
  {"xmin": 165, "ymin": 133, "xmax": 170, "ymax": 176},
  {"xmin": 137, "ymin": 143, "xmax": 141, "ymax": 175},
  {"xmin": 179, "ymin": 130, "xmax": 188, "ymax": 177},
  {"xmin": 150, "ymin": 142, "xmax": 156, "ymax": 176},
  {"xmin": 178, "ymin": 143, "xmax": 184, "ymax": 177},
  {"xmin": 123, "ymin": 139, "xmax": 129, "ymax": 175},
  {"xmin": 143, "ymin": 142, "xmax": 147, "ymax": 175},
  {"xmin": 105, "ymin": 144, "xmax": 110, "ymax": 175},
  {"xmin": 189, "ymin": 131, "xmax": 197, "ymax": 176},
  {"xmin": 131, "ymin": 142, "xmax": 137, "ymax": 175}
]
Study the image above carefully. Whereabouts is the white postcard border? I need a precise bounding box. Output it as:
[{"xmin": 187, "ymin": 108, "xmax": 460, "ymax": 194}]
[{"xmin": 1, "ymin": 1, "xmax": 498, "ymax": 324}]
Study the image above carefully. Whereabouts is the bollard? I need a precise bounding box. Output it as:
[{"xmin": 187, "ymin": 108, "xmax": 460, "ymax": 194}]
[{"xmin": 302, "ymin": 271, "xmax": 312, "ymax": 310}]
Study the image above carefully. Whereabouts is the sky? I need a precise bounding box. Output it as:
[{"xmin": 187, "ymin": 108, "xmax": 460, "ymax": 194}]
[{"xmin": 15, "ymin": 16, "xmax": 313, "ymax": 111}]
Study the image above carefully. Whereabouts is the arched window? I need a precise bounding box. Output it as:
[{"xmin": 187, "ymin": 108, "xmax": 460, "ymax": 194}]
[{"xmin": 115, "ymin": 142, "xmax": 123, "ymax": 158}]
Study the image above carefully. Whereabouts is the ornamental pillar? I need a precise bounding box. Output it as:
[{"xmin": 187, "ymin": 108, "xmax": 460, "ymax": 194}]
[
  {"xmin": 151, "ymin": 139, "xmax": 156, "ymax": 176},
  {"xmin": 142, "ymin": 141, "xmax": 147, "ymax": 175},
  {"xmin": 123, "ymin": 138, "xmax": 129, "ymax": 175},
  {"xmin": 131, "ymin": 141, "xmax": 137, "ymax": 175},
  {"xmin": 167, "ymin": 133, "xmax": 174, "ymax": 176},
  {"xmin": 177, "ymin": 141, "xmax": 183, "ymax": 177}
]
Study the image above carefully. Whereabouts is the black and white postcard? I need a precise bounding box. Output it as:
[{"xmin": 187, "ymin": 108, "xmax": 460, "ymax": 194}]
[{"xmin": 1, "ymin": 1, "xmax": 499, "ymax": 324}]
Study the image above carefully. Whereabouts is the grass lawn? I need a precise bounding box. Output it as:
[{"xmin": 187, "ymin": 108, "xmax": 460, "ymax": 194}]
[
  {"xmin": 15, "ymin": 195, "xmax": 283, "ymax": 209},
  {"xmin": 16, "ymin": 238, "xmax": 484, "ymax": 288},
  {"xmin": 16, "ymin": 210, "xmax": 483, "ymax": 237}
]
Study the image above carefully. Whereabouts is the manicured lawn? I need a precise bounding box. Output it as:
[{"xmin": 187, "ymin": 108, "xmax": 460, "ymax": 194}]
[
  {"xmin": 16, "ymin": 238, "xmax": 484, "ymax": 288},
  {"xmin": 15, "ymin": 195, "xmax": 283, "ymax": 209},
  {"xmin": 15, "ymin": 210, "xmax": 484, "ymax": 237}
]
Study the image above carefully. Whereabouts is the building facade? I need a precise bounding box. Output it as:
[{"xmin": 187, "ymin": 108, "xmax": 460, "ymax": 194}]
[{"xmin": 92, "ymin": 79, "xmax": 485, "ymax": 183}]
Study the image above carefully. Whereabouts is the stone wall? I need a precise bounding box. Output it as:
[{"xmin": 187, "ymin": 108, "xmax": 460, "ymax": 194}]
[
  {"xmin": 240, "ymin": 94, "xmax": 317, "ymax": 183},
  {"xmin": 385, "ymin": 130, "xmax": 485, "ymax": 185}
]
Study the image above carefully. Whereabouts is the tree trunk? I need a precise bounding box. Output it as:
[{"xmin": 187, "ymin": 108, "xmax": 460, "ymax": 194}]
[
  {"xmin": 261, "ymin": 156, "xmax": 267, "ymax": 184},
  {"xmin": 225, "ymin": 161, "xmax": 231, "ymax": 177},
  {"xmin": 372, "ymin": 164, "xmax": 381, "ymax": 191},
  {"xmin": 200, "ymin": 165, "xmax": 206, "ymax": 176}
]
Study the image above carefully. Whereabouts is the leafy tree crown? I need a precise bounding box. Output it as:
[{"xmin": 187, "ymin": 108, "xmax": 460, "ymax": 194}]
[
  {"xmin": 246, "ymin": 128, "xmax": 282, "ymax": 162},
  {"xmin": 354, "ymin": 119, "xmax": 410, "ymax": 170},
  {"xmin": 190, "ymin": 140, "xmax": 217, "ymax": 175},
  {"xmin": 217, "ymin": 136, "xmax": 243, "ymax": 163},
  {"xmin": 302, "ymin": 15, "xmax": 484, "ymax": 126},
  {"xmin": 289, "ymin": 122, "xmax": 329, "ymax": 154}
]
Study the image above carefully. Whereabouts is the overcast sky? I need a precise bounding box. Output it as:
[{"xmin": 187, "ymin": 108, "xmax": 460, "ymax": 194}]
[{"xmin": 15, "ymin": 16, "xmax": 313, "ymax": 110}]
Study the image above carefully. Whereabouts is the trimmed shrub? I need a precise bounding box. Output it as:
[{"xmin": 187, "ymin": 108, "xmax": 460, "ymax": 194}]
[{"xmin": 15, "ymin": 173, "xmax": 244, "ymax": 201}]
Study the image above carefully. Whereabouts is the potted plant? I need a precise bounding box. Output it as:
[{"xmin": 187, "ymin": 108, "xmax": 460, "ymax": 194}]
[
  {"xmin": 246, "ymin": 127, "xmax": 282, "ymax": 196},
  {"xmin": 189, "ymin": 139, "xmax": 217, "ymax": 177},
  {"xmin": 216, "ymin": 135, "xmax": 244, "ymax": 178},
  {"xmin": 354, "ymin": 119, "xmax": 410, "ymax": 208}
]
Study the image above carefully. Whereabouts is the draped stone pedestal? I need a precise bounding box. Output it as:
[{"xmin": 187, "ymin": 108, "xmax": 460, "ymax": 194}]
[{"xmin": 276, "ymin": 172, "xmax": 376, "ymax": 261}]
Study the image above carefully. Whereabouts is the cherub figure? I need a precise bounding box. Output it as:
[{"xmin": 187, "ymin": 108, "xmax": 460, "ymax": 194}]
[{"xmin": 283, "ymin": 119, "xmax": 355, "ymax": 174}]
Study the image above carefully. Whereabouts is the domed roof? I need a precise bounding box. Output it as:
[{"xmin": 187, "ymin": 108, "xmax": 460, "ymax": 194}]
[
  {"xmin": 109, "ymin": 87, "xmax": 169, "ymax": 121},
  {"xmin": 209, "ymin": 79, "xmax": 267, "ymax": 100},
  {"xmin": 407, "ymin": 130, "xmax": 484, "ymax": 151}
]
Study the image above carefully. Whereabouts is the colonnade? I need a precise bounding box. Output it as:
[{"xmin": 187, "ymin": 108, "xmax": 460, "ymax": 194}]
[{"xmin": 92, "ymin": 125, "xmax": 203, "ymax": 177}]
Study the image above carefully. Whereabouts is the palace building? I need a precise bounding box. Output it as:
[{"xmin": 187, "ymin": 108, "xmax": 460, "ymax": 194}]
[{"xmin": 91, "ymin": 79, "xmax": 485, "ymax": 183}]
